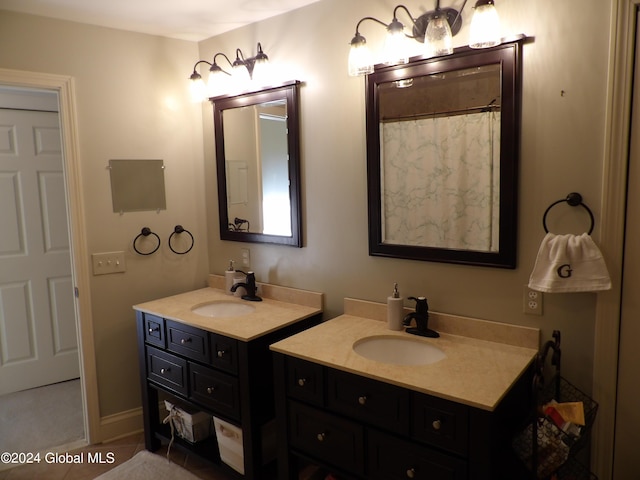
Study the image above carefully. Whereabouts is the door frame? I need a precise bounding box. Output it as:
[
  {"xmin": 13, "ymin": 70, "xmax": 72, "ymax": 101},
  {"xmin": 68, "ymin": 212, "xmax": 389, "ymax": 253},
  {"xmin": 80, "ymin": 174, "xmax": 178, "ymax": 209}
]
[
  {"xmin": 594, "ymin": 0, "xmax": 640, "ymax": 478},
  {"xmin": 0, "ymin": 68, "xmax": 99, "ymax": 444}
]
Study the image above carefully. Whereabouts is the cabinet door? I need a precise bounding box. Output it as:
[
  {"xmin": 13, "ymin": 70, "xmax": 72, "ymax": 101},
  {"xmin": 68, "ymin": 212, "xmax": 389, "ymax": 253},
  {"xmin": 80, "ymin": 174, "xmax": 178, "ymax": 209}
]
[
  {"xmin": 288, "ymin": 401, "xmax": 364, "ymax": 476},
  {"xmin": 144, "ymin": 314, "xmax": 165, "ymax": 348},
  {"xmin": 368, "ymin": 429, "xmax": 467, "ymax": 480},
  {"xmin": 327, "ymin": 369, "xmax": 409, "ymax": 435},
  {"xmin": 286, "ymin": 356, "xmax": 324, "ymax": 406},
  {"xmin": 146, "ymin": 346, "xmax": 187, "ymax": 396},
  {"xmin": 412, "ymin": 392, "xmax": 469, "ymax": 456},
  {"xmin": 210, "ymin": 333, "xmax": 238, "ymax": 374},
  {"xmin": 189, "ymin": 362, "xmax": 240, "ymax": 420}
]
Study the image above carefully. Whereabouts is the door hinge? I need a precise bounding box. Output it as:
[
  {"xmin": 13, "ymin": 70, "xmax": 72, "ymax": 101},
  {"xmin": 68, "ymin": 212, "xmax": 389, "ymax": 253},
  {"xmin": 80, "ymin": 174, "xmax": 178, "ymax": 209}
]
[{"xmin": 74, "ymin": 286, "xmax": 79, "ymax": 298}]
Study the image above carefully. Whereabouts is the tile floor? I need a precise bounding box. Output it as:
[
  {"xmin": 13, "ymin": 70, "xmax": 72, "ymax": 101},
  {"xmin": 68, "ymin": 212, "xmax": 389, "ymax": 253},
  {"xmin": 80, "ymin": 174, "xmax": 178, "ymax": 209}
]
[{"xmin": 0, "ymin": 433, "xmax": 236, "ymax": 480}]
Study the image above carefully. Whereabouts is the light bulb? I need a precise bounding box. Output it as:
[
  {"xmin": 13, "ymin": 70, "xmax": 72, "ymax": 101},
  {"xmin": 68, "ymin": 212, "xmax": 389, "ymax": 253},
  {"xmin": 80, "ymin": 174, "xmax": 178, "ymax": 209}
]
[{"xmin": 382, "ymin": 18, "xmax": 410, "ymax": 65}]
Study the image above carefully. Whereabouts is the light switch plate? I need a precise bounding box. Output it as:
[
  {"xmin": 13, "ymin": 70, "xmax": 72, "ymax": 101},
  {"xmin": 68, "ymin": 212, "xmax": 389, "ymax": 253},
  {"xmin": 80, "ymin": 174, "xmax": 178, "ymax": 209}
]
[{"xmin": 92, "ymin": 251, "xmax": 126, "ymax": 275}]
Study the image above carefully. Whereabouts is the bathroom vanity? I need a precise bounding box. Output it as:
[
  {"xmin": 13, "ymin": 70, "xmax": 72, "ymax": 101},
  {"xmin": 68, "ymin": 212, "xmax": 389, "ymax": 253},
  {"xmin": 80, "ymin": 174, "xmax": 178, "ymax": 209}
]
[
  {"xmin": 134, "ymin": 275, "xmax": 323, "ymax": 478},
  {"xmin": 270, "ymin": 298, "xmax": 539, "ymax": 480}
]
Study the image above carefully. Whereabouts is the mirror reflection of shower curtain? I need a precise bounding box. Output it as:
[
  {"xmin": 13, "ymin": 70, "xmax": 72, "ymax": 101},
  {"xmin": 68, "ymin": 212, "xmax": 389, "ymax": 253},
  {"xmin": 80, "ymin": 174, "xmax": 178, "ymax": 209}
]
[{"xmin": 381, "ymin": 111, "xmax": 500, "ymax": 251}]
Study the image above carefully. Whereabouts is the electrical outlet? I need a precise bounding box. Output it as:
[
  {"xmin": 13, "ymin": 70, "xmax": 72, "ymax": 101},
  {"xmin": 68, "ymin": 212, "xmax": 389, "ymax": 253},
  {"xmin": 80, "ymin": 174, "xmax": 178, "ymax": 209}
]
[
  {"xmin": 241, "ymin": 248, "xmax": 251, "ymax": 268},
  {"xmin": 92, "ymin": 251, "xmax": 126, "ymax": 275},
  {"xmin": 523, "ymin": 285, "xmax": 543, "ymax": 315}
]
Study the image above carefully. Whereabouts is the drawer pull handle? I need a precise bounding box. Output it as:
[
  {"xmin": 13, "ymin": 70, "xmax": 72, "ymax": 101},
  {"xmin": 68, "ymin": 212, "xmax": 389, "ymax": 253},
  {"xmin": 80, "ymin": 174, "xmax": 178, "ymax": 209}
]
[
  {"xmin": 316, "ymin": 432, "xmax": 325, "ymax": 442},
  {"xmin": 206, "ymin": 387, "xmax": 215, "ymax": 394},
  {"xmin": 148, "ymin": 327, "xmax": 158, "ymax": 333},
  {"xmin": 217, "ymin": 350, "xmax": 226, "ymax": 358},
  {"xmin": 406, "ymin": 468, "xmax": 416, "ymax": 478},
  {"xmin": 180, "ymin": 337, "xmax": 191, "ymax": 344},
  {"xmin": 358, "ymin": 395, "xmax": 367, "ymax": 405},
  {"xmin": 432, "ymin": 419, "xmax": 442, "ymax": 430},
  {"xmin": 160, "ymin": 368, "xmax": 170, "ymax": 374},
  {"xmin": 297, "ymin": 378, "xmax": 306, "ymax": 387}
]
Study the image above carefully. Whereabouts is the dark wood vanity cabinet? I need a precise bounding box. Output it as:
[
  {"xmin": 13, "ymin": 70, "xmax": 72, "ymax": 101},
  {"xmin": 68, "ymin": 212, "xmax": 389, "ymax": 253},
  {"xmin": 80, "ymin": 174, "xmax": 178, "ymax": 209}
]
[
  {"xmin": 273, "ymin": 354, "xmax": 531, "ymax": 480},
  {"xmin": 136, "ymin": 310, "xmax": 321, "ymax": 479}
]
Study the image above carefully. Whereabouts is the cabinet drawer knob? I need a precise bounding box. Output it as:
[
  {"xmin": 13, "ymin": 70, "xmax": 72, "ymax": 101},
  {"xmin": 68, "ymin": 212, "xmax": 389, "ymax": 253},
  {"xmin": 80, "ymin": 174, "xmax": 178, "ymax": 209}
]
[
  {"xmin": 148, "ymin": 326, "xmax": 158, "ymax": 333},
  {"xmin": 217, "ymin": 350, "xmax": 226, "ymax": 358},
  {"xmin": 180, "ymin": 337, "xmax": 191, "ymax": 344},
  {"xmin": 406, "ymin": 467, "xmax": 416, "ymax": 478},
  {"xmin": 358, "ymin": 395, "xmax": 367, "ymax": 405},
  {"xmin": 316, "ymin": 432, "xmax": 325, "ymax": 442},
  {"xmin": 160, "ymin": 367, "xmax": 170, "ymax": 374},
  {"xmin": 297, "ymin": 378, "xmax": 306, "ymax": 387},
  {"xmin": 206, "ymin": 387, "xmax": 215, "ymax": 394},
  {"xmin": 432, "ymin": 419, "xmax": 442, "ymax": 430}
]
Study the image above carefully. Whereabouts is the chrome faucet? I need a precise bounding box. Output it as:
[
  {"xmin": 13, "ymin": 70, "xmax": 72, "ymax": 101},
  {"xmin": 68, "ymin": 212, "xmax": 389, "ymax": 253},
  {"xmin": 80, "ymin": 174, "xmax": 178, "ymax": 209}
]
[
  {"xmin": 230, "ymin": 271, "xmax": 262, "ymax": 301},
  {"xmin": 403, "ymin": 296, "xmax": 439, "ymax": 338}
]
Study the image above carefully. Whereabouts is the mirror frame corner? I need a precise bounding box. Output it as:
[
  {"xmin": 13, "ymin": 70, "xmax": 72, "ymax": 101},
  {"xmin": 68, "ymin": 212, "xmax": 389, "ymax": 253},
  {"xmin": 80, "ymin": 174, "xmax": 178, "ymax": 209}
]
[
  {"xmin": 366, "ymin": 39, "xmax": 524, "ymax": 269},
  {"xmin": 214, "ymin": 80, "xmax": 303, "ymax": 247}
]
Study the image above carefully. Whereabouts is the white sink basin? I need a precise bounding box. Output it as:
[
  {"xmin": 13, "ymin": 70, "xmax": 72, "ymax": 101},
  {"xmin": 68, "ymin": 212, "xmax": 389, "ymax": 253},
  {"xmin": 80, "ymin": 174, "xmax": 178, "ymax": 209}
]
[
  {"xmin": 353, "ymin": 335, "xmax": 446, "ymax": 366},
  {"xmin": 191, "ymin": 301, "xmax": 256, "ymax": 318}
]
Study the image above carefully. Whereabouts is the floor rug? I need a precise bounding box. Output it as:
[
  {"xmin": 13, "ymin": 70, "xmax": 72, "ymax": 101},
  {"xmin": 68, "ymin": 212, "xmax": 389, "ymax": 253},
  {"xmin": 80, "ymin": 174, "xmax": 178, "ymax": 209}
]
[{"xmin": 94, "ymin": 451, "xmax": 202, "ymax": 480}]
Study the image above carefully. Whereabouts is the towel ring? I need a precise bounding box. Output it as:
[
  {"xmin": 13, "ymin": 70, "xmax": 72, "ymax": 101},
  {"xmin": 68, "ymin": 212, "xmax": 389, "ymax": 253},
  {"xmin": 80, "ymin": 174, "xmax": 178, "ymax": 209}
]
[
  {"xmin": 133, "ymin": 227, "xmax": 161, "ymax": 255},
  {"xmin": 542, "ymin": 192, "xmax": 595, "ymax": 234},
  {"xmin": 168, "ymin": 225, "xmax": 194, "ymax": 255}
]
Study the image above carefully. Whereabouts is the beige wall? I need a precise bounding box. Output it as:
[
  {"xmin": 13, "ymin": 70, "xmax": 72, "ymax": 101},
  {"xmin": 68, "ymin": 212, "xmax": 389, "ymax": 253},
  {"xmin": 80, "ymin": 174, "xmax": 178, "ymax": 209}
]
[
  {"xmin": 0, "ymin": 0, "xmax": 613, "ymax": 429},
  {"xmin": 0, "ymin": 11, "xmax": 210, "ymax": 417},
  {"xmin": 201, "ymin": 0, "xmax": 611, "ymax": 394}
]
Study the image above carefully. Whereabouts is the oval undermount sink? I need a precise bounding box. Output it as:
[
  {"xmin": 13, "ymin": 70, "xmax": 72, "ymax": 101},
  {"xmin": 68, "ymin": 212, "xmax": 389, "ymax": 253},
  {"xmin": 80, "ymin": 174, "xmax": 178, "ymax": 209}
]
[
  {"xmin": 191, "ymin": 301, "xmax": 256, "ymax": 318},
  {"xmin": 353, "ymin": 336, "xmax": 446, "ymax": 366}
]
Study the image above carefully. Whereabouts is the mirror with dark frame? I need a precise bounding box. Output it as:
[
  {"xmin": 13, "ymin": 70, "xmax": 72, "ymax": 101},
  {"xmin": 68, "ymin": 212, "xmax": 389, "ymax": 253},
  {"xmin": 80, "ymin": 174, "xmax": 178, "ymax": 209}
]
[
  {"xmin": 366, "ymin": 38, "xmax": 523, "ymax": 268},
  {"xmin": 214, "ymin": 81, "xmax": 302, "ymax": 247}
]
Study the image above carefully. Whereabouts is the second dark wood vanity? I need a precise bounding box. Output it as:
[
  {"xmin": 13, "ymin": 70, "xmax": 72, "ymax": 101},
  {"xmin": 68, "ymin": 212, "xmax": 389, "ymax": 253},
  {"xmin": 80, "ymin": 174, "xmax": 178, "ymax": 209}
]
[{"xmin": 270, "ymin": 298, "xmax": 539, "ymax": 480}]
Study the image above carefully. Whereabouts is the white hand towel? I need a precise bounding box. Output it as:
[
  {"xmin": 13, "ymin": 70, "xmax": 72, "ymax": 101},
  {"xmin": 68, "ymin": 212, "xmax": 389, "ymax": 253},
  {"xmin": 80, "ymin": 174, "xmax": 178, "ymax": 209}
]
[{"xmin": 528, "ymin": 233, "xmax": 611, "ymax": 293}]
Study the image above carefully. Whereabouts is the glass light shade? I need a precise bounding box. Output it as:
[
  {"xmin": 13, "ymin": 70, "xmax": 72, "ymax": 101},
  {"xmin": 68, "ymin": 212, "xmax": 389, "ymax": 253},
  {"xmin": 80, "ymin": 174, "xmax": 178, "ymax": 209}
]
[
  {"xmin": 424, "ymin": 15, "xmax": 453, "ymax": 57},
  {"xmin": 251, "ymin": 58, "xmax": 272, "ymax": 87},
  {"xmin": 206, "ymin": 69, "xmax": 230, "ymax": 97},
  {"xmin": 231, "ymin": 64, "xmax": 251, "ymax": 92},
  {"xmin": 348, "ymin": 35, "xmax": 374, "ymax": 76},
  {"xmin": 382, "ymin": 20, "xmax": 409, "ymax": 65},
  {"xmin": 469, "ymin": 1, "xmax": 501, "ymax": 48},
  {"xmin": 189, "ymin": 77, "xmax": 207, "ymax": 102}
]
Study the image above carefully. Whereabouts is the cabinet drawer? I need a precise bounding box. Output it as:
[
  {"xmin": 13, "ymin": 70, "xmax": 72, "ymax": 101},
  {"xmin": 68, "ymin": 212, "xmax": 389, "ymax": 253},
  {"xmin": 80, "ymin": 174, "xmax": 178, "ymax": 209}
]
[
  {"xmin": 327, "ymin": 369, "xmax": 409, "ymax": 435},
  {"xmin": 144, "ymin": 314, "xmax": 165, "ymax": 348},
  {"xmin": 210, "ymin": 334, "xmax": 238, "ymax": 374},
  {"xmin": 146, "ymin": 346, "xmax": 187, "ymax": 395},
  {"xmin": 286, "ymin": 356, "xmax": 324, "ymax": 406},
  {"xmin": 189, "ymin": 362, "xmax": 240, "ymax": 420},
  {"xmin": 166, "ymin": 320, "xmax": 210, "ymax": 363},
  {"xmin": 412, "ymin": 392, "xmax": 469, "ymax": 456},
  {"xmin": 288, "ymin": 401, "xmax": 364, "ymax": 476},
  {"xmin": 368, "ymin": 429, "xmax": 467, "ymax": 480}
]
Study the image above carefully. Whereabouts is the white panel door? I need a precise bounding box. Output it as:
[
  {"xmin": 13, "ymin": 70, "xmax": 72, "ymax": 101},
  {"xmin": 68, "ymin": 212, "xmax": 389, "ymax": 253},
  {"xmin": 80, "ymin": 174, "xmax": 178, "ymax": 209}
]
[{"xmin": 0, "ymin": 108, "xmax": 78, "ymax": 395}]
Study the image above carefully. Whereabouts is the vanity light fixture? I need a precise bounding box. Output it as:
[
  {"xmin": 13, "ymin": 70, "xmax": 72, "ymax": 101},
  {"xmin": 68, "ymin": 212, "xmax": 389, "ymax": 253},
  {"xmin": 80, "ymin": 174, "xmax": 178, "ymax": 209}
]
[
  {"xmin": 348, "ymin": 0, "xmax": 501, "ymax": 77},
  {"xmin": 189, "ymin": 42, "xmax": 271, "ymax": 101}
]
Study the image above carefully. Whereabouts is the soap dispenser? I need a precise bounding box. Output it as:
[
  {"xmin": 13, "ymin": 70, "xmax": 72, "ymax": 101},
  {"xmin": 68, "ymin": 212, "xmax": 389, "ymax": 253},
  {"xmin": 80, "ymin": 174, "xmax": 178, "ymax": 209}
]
[
  {"xmin": 387, "ymin": 283, "xmax": 404, "ymax": 331},
  {"xmin": 225, "ymin": 260, "xmax": 236, "ymax": 295}
]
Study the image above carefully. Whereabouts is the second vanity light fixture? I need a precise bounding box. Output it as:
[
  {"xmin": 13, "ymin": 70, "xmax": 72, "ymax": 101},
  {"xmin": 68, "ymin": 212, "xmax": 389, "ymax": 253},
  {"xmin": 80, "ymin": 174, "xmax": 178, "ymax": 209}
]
[
  {"xmin": 189, "ymin": 42, "xmax": 271, "ymax": 101},
  {"xmin": 348, "ymin": 0, "xmax": 501, "ymax": 76}
]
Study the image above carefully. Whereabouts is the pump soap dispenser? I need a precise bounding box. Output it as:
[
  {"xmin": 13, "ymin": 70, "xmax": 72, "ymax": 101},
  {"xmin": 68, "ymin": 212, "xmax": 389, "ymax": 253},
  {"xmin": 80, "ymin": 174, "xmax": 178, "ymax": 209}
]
[
  {"xmin": 387, "ymin": 283, "xmax": 404, "ymax": 331},
  {"xmin": 225, "ymin": 260, "xmax": 236, "ymax": 295}
]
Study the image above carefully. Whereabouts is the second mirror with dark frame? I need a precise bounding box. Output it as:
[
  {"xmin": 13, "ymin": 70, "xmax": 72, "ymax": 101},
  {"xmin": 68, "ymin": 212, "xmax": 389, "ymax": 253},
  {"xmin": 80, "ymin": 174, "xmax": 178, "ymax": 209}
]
[
  {"xmin": 214, "ymin": 81, "xmax": 302, "ymax": 247},
  {"xmin": 366, "ymin": 38, "xmax": 524, "ymax": 268}
]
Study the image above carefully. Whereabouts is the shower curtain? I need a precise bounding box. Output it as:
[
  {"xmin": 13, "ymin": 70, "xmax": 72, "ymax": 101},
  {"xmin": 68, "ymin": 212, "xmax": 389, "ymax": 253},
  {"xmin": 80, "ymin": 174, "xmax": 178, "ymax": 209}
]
[{"xmin": 381, "ymin": 111, "xmax": 500, "ymax": 252}]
